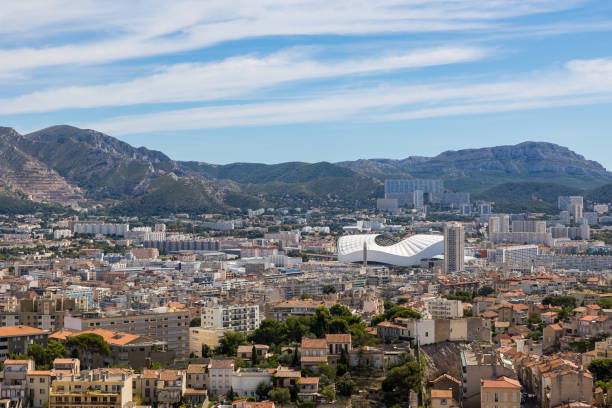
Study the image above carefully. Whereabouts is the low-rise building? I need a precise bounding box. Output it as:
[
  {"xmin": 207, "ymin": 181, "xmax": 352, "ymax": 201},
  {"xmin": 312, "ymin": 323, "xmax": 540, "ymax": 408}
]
[
  {"xmin": 186, "ymin": 363, "xmax": 207, "ymax": 390},
  {"xmin": 201, "ymin": 303, "xmax": 260, "ymax": 333},
  {"xmin": 64, "ymin": 307, "xmax": 190, "ymax": 359},
  {"xmin": 134, "ymin": 369, "xmax": 186, "ymax": 408},
  {"xmin": 431, "ymin": 388, "xmax": 459, "ymax": 408},
  {"xmin": 50, "ymin": 328, "xmax": 172, "ymax": 369},
  {"xmin": 1, "ymin": 359, "xmax": 34, "ymax": 402},
  {"xmin": 480, "ymin": 376, "xmax": 521, "ymax": 408},
  {"xmin": 208, "ymin": 359, "xmax": 234, "ymax": 396},
  {"xmin": 49, "ymin": 368, "xmax": 133, "ymax": 408},
  {"xmin": 427, "ymin": 298, "xmax": 463, "ymax": 319},
  {"xmin": 0, "ymin": 326, "xmax": 48, "ymax": 361}
]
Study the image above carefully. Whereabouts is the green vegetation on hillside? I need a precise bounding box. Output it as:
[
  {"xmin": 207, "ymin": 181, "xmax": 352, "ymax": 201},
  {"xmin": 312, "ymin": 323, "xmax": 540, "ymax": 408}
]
[
  {"xmin": 110, "ymin": 176, "xmax": 225, "ymax": 215},
  {"xmin": 586, "ymin": 183, "xmax": 612, "ymax": 203},
  {"xmin": 0, "ymin": 188, "xmax": 65, "ymax": 215},
  {"xmin": 182, "ymin": 161, "xmax": 356, "ymax": 184}
]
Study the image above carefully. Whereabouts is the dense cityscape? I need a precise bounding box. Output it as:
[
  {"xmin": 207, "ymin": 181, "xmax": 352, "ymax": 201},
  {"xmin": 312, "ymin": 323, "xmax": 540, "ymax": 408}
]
[
  {"xmin": 2, "ymin": 1, "xmax": 612, "ymax": 407},
  {"xmin": 0, "ymin": 171, "xmax": 610, "ymax": 408}
]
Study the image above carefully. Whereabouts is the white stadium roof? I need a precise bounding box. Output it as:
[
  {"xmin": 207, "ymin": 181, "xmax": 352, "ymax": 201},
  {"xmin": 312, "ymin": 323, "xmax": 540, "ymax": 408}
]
[{"xmin": 337, "ymin": 233, "xmax": 444, "ymax": 266}]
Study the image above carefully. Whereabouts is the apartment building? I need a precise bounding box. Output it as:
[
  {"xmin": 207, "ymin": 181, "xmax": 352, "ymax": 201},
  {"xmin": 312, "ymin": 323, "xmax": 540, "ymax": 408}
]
[
  {"xmin": 426, "ymin": 297, "xmax": 463, "ymax": 319},
  {"xmin": 1, "ymin": 359, "xmax": 34, "ymax": 402},
  {"xmin": 594, "ymin": 337, "xmax": 612, "ymax": 358},
  {"xmin": 189, "ymin": 327, "xmax": 223, "ymax": 356},
  {"xmin": 0, "ymin": 296, "xmax": 78, "ymax": 331},
  {"xmin": 51, "ymin": 328, "xmax": 172, "ymax": 369},
  {"xmin": 49, "ymin": 368, "xmax": 133, "ymax": 408},
  {"xmin": 201, "ymin": 303, "xmax": 260, "ymax": 333},
  {"xmin": 26, "ymin": 359, "xmax": 78, "ymax": 408},
  {"xmin": 208, "ymin": 359, "xmax": 234, "ymax": 396},
  {"xmin": 134, "ymin": 369, "xmax": 186, "ymax": 408},
  {"xmin": 64, "ymin": 307, "xmax": 190, "ymax": 359},
  {"xmin": 269, "ymin": 299, "xmax": 334, "ymax": 322},
  {"xmin": 0, "ymin": 326, "xmax": 48, "ymax": 362}
]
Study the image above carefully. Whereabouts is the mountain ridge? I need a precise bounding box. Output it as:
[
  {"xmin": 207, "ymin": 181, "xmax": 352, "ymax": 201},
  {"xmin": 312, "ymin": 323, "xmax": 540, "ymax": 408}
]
[{"xmin": 1, "ymin": 125, "xmax": 611, "ymax": 214}]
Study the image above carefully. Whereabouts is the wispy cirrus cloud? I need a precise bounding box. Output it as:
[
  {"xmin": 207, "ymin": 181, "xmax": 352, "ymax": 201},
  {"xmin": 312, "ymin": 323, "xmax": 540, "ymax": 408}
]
[
  {"xmin": 0, "ymin": 0, "xmax": 585, "ymax": 74},
  {"xmin": 0, "ymin": 46, "xmax": 488, "ymax": 114},
  {"xmin": 85, "ymin": 57, "xmax": 612, "ymax": 134}
]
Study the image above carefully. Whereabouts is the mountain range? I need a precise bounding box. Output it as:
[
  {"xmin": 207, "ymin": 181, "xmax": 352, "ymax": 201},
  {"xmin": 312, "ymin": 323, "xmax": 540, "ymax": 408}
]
[{"xmin": 1, "ymin": 125, "xmax": 611, "ymax": 215}]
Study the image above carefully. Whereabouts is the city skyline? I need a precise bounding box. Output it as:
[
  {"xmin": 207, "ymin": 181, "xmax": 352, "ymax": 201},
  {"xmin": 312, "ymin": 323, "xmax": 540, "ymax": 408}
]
[{"xmin": 1, "ymin": 1, "xmax": 612, "ymax": 168}]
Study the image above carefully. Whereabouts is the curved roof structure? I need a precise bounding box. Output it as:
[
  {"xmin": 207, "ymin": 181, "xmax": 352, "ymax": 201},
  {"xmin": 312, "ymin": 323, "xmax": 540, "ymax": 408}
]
[{"xmin": 337, "ymin": 233, "xmax": 443, "ymax": 266}]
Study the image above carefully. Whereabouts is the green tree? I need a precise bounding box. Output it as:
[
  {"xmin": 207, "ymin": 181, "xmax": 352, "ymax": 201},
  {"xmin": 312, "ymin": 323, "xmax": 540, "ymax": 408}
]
[
  {"xmin": 26, "ymin": 340, "xmax": 66, "ymax": 369},
  {"xmin": 542, "ymin": 296, "xmax": 576, "ymax": 309},
  {"xmin": 286, "ymin": 316, "xmax": 311, "ymax": 343},
  {"xmin": 256, "ymin": 381, "xmax": 271, "ymax": 401},
  {"xmin": 588, "ymin": 358, "xmax": 612, "ymax": 382},
  {"xmin": 217, "ymin": 332, "xmax": 247, "ymax": 356},
  {"xmin": 268, "ymin": 387, "xmax": 291, "ymax": 405},
  {"xmin": 248, "ymin": 319, "xmax": 288, "ymax": 346},
  {"xmin": 382, "ymin": 361, "xmax": 422, "ymax": 393},
  {"xmin": 234, "ymin": 357, "xmax": 247, "ymax": 368},
  {"xmin": 329, "ymin": 303, "xmax": 351, "ymax": 318},
  {"xmin": 190, "ymin": 317, "xmax": 202, "ymax": 327},
  {"xmin": 321, "ymin": 388, "xmax": 336, "ymax": 402},
  {"xmin": 227, "ymin": 386, "xmax": 237, "ymax": 401},
  {"xmin": 301, "ymin": 293, "xmax": 312, "ymax": 299},
  {"xmin": 328, "ymin": 318, "xmax": 349, "ymax": 334},
  {"xmin": 597, "ymin": 298, "xmax": 612, "ymax": 310},
  {"xmin": 336, "ymin": 373, "xmax": 356, "ymax": 396},
  {"xmin": 371, "ymin": 305, "xmax": 421, "ymax": 326},
  {"xmin": 317, "ymin": 363, "xmax": 336, "ymax": 383},
  {"xmin": 312, "ymin": 306, "xmax": 330, "ymax": 338},
  {"xmin": 66, "ymin": 333, "xmax": 110, "ymax": 356},
  {"xmin": 291, "ymin": 346, "xmax": 300, "ymax": 367},
  {"xmin": 201, "ymin": 344, "xmax": 212, "ymax": 358},
  {"xmin": 251, "ymin": 344, "xmax": 258, "ymax": 366},
  {"xmin": 337, "ymin": 349, "xmax": 349, "ymax": 376},
  {"xmin": 557, "ymin": 306, "xmax": 573, "ymax": 321},
  {"xmin": 477, "ymin": 286, "xmax": 495, "ymax": 297},
  {"xmin": 322, "ymin": 285, "xmax": 337, "ymax": 294}
]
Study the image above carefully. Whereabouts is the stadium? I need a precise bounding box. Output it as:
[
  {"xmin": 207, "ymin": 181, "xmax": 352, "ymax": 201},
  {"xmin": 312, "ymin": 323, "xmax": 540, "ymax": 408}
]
[{"xmin": 337, "ymin": 233, "xmax": 444, "ymax": 266}]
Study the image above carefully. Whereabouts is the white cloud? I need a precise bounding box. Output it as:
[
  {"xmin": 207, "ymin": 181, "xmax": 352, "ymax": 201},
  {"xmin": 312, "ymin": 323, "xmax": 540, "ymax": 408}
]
[
  {"xmin": 85, "ymin": 57, "xmax": 612, "ymax": 134},
  {"xmin": 0, "ymin": 0, "xmax": 583, "ymax": 74},
  {"xmin": 0, "ymin": 46, "xmax": 487, "ymax": 114}
]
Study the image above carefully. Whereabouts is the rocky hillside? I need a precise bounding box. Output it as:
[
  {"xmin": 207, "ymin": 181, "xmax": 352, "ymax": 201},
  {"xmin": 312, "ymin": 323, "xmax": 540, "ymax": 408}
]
[
  {"xmin": 338, "ymin": 141, "xmax": 612, "ymax": 192},
  {"xmin": 17, "ymin": 125, "xmax": 182, "ymax": 200},
  {"xmin": 1, "ymin": 125, "xmax": 610, "ymax": 214},
  {"xmin": 0, "ymin": 127, "xmax": 82, "ymax": 203}
]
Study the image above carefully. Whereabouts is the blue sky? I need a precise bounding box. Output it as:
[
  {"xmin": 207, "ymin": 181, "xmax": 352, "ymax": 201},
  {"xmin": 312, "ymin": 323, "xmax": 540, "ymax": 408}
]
[{"xmin": 2, "ymin": 0, "xmax": 612, "ymax": 169}]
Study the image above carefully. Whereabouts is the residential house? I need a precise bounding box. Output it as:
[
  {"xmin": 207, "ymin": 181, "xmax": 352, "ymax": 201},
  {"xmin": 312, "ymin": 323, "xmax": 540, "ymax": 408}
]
[{"xmin": 480, "ymin": 376, "xmax": 521, "ymax": 408}]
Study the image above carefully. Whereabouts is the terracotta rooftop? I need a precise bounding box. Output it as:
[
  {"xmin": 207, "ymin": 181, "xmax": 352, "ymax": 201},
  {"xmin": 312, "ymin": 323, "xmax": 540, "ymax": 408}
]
[
  {"xmin": 209, "ymin": 359, "xmax": 235, "ymax": 369},
  {"xmin": 0, "ymin": 325, "xmax": 46, "ymax": 337},
  {"xmin": 481, "ymin": 376, "xmax": 521, "ymax": 389},
  {"xmin": 325, "ymin": 333, "xmax": 351, "ymax": 343},
  {"xmin": 431, "ymin": 389, "xmax": 452, "ymax": 398},
  {"xmin": 301, "ymin": 338, "xmax": 327, "ymax": 349}
]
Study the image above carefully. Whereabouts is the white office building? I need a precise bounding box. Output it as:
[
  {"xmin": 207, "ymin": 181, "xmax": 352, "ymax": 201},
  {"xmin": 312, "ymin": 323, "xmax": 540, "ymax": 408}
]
[
  {"xmin": 426, "ymin": 297, "xmax": 463, "ymax": 319},
  {"xmin": 201, "ymin": 304, "xmax": 260, "ymax": 333},
  {"xmin": 73, "ymin": 223, "xmax": 130, "ymax": 237}
]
